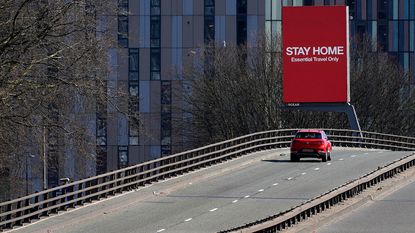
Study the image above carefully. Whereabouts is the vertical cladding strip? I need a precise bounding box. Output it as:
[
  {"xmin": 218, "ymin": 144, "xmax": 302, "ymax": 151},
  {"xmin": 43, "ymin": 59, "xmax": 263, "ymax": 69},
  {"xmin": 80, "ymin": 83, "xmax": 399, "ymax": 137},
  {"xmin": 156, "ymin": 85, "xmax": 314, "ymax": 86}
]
[{"xmin": 346, "ymin": 6, "xmax": 350, "ymax": 102}]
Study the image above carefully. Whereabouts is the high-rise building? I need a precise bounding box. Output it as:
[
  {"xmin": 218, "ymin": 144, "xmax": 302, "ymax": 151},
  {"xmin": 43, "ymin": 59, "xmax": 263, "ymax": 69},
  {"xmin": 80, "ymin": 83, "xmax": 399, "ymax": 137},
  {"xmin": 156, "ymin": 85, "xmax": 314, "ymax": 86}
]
[{"xmin": 98, "ymin": 0, "xmax": 415, "ymax": 173}]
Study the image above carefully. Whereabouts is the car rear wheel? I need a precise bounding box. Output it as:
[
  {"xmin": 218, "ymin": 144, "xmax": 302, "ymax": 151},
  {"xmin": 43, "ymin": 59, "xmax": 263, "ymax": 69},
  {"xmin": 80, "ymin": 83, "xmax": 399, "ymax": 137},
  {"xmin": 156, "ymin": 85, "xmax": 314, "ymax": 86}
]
[
  {"xmin": 321, "ymin": 151, "xmax": 327, "ymax": 162},
  {"xmin": 290, "ymin": 154, "xmax": 299, "ymax": 162},
  {"xmin": 328, "ymin": 150, "xmax": 332, "ymax": 161}
]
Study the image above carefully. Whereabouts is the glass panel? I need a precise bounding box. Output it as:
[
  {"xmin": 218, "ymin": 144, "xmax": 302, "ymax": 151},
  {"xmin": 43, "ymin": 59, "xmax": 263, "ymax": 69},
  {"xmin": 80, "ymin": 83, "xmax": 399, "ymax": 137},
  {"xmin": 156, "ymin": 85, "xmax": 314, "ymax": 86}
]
[
  {"xmin": 410, "ymin": 21, "xmax": 414, "ymax": 51},
  {"xmin": 161, "ymin": 81, "xmax": 172, "ymax": 104},
  {"xmin": 237, "ymin": 0, "xmax": 247, "ymax": 14},
  {"xmin": 271, "ymin": 0, "xmax": 277, "ymax": 20},
  {"xmin": 151, "ymin": 0, "xmax": 160, "ymax": 6},
  {"xmin": 371, "ymin": 21, "xmax": 377, "ymax": 51},
  {"xmin": 293, "ymin": 0, "xmax": 303, "ymax": 6},
  {"xmin": 150, "ymin": 16, "xmax": 160, "ymax": 39},
  {"xmin": 118, "ymin": 146, "xmax": 128, "ymax": 168},
  {"xmin": 151, "ymin": 7, "xmax": 160, "ymax": 15},
  {"xmin": 204, "ymin": 16, "xmax": 215, "ymax": 43},
  {"xmin": 129, "ymin": 137, "xmax": 139, "ymax": 145},
  {"xmin": 151, "ymin": 72, "xmax": 160, "ymax": 80},
  {"xmin": 129, "ymin": 85, "xmax": 139, "ymax": 96},
  {"xmin": 129, "ymin": 49, "xmax": 139, "ymax": 71},
  {"xmin": 265, "ymin": 0, "xmax": 271, "ymax": 20},
  {"xmin": 205, "ymin": 6, "xmax": 215, "ymax": 15},
  {"xmin": 237, "ymin": 16, "xmax": 247, "ymax": 45},
  {"xmin": 161, "ymin": 145, "xmax": 171, "ymax": 156},
  {"xmin": 129, "ymin": 72, "xmax": 139, "ymax": 81},
  {"xmin": 150, "ymin": 49, "xmax": 160, "ymax": 71},
  {"xmin": 118, "ymin": 0, "xmax": 129, "ymax": 14}
]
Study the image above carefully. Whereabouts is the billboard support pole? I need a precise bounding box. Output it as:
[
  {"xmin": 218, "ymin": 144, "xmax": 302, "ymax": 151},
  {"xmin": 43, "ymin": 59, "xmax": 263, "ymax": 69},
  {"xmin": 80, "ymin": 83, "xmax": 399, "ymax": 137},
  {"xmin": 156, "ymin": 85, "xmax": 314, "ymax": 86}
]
[{"xmin": 282, "ymin": 103, "xmax": 363, "ymax": 139}]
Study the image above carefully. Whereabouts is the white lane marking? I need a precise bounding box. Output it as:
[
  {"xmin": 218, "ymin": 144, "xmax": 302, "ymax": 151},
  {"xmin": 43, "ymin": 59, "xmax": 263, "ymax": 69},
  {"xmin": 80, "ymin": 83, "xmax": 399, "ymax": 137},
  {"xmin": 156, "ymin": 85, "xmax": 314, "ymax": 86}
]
[
  {"xmin": 287, "ymin": 177, "xmax": 293, "ymax": 180},
  {"xmin": 351, "ymin": 155, "xmax": 357, "ymax": 158},
  {"xmin": 314, "ymin": 168, "xmax": 320, "ymax": 171},
  {"xmin": 157, "ymin": 229, "xmax": 166, "ymax": 232},
  {"xmin": 327, "ymin": 163, "xmax": 332, "ymax": 165},
  {"xmin": 244, "ymin": 195, "xmax": 250, "ymax": 198},
  {"xmin": 273, "ymin": 183, "xmax": 279, "ymax": 186},
  {"xmin": 364, "ymin": 153, "xmax": 369, "ymax": 155},
  {"xmin": 301, "ymin": 172, "xmax": 306, "ymax": 175},
  {"xmin": 258, "ymin": 189, "xmax": 264, "ymax": 192},
  {"xmin": 188, "ymin": 182, "xmax": 192, "ymax": 185},
  {"xmin": 210, "ymin": 208, "xmax": 218, "ymax": 212},
  {"xmin": 232, "ymin": 200, "xmax": 238, "ymax": 203},
  {"xmin": 185, "ymin": 218, "xmax": 192, "ymax": 222},
  {"xmin": 339, "ymin": 158, "xmax": 344, "ymax": 161}
]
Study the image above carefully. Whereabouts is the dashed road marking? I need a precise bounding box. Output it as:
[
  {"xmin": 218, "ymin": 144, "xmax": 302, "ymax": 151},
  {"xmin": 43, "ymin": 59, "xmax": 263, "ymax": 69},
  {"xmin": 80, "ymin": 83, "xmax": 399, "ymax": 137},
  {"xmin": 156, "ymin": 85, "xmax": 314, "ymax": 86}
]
[
  {"xmin": 157, "ymin": 229, "xmax": 166, "ymax": 232},
  {"xmin": 314, "ymin": 168, "xmax": 320, "ymax": 171},
  {"xmin": 339, "ymin": 158, "xmax": 344, "ymax": 161},
  {"xmin": 232, "ymin": 200, "xmax": 238, "ymax": 203},
  {"xmin": 273, "ymin": 183, "xmax": 279, "ymax": 186},
  {"xmin": 185, "ymin": 218, "xmax": 192, "ymax": 222},
  {"xmin": 351, "ymin": 155, "xmax": 357, "ymax": 158},
  {"xmin": 287, "ymin": 177, "xmax": 293, "ymax": 180},
  {"xmin": 301, "ymin": 172, "xmax": 306, "ymax": 175},
  {"xmin": 210, "ymin": 208, "xmax": 218, "ymax": 212},
  {"xmin": 258, "ymin": 189, "xmax": 264, "ymax": 192},
  {"xmin": 364, "ymin": 153, "xmax": 369, "ymax": 155},
  {"xmin": 244, "ymin": 195, "xmax": 250, "ymax": 198},
  {"xmin": 327, "ymin": 163, "xmax": 332, "ymax": 165}
]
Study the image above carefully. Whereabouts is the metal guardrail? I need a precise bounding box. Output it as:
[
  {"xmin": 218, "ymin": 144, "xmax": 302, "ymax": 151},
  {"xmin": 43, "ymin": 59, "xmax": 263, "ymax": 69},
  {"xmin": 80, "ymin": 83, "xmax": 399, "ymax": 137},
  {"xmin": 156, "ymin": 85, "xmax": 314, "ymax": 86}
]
[{"xmin": 1, "ymin": 129, "xmax": 415, "ymax": 231}]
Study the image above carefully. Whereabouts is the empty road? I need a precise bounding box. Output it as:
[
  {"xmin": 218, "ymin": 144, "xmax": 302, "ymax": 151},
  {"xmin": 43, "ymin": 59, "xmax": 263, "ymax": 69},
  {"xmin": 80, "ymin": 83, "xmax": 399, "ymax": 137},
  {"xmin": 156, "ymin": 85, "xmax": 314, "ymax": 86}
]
[{"xmin": 11, "ymin": 148, "xmax": 412, "ymax": 233}]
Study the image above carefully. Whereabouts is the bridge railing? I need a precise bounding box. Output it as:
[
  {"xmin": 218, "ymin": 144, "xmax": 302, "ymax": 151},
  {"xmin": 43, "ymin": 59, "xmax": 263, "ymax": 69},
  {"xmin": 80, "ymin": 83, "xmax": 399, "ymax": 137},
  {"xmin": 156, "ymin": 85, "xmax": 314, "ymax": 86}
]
[{"xmin": 1, "ymin": 129, "xmax": 414, "ymax": 230}]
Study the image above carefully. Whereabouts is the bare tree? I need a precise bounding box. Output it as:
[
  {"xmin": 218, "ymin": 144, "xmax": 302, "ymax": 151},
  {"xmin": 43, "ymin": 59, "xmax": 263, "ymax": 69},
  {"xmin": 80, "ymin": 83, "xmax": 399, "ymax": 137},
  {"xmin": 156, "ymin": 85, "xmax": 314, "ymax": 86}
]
[
  {"xmin": 0, "ymin": 0, "xmax": 136, "ymax": 199},
  {"xmin": 177, "ymin": 36, "xmax": 283, "ymax": 148}
]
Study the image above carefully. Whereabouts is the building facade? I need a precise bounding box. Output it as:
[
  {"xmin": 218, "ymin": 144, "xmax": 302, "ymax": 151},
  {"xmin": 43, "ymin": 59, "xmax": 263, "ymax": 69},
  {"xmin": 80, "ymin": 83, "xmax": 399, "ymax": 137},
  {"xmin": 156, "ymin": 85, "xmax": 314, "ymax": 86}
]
[{"xmin": 98, "ymin": 0, "xmax": 415, "ymax": 174}]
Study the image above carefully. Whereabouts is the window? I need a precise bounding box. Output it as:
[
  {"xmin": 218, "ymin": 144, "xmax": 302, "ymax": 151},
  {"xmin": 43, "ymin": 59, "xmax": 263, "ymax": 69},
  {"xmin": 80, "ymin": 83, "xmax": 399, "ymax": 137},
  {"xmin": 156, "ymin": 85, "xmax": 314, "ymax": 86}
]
[
  {"xmin": 295, "ymin": 132, "xmax": 322, "ymax": 139},
  {"xmin": 161, "ymin": 113, "xmax": 171, "ymax": 145},
  {"xmin": 347, "ymin": 0, "xmax": 356, "ymax": 20},
  {"xmin": 204, "ymin": 16, "xmax": 215, "ymax": 43},
  {"xmin": 96, "ymin": 146, "xmax": 107, "ymax": 175},
  {"xmin": 118, "ymin": 146, "xmax": 128, "ymax": 168},
  {"xmin": 129, "ymin": 116, "xmax": 139, "ymax": 145},
  {"xmin": 150, "ymin": 49, "xmax": 161, "ymax": 80},
  {"xmin": 150, "ymin": 1, "xmax": 161, "ymax": 79},
  {"xmin": 118, "ymin": 15, "xmax": 128, "ymax": 48},
  {"xmin": 237, "ymin": 0, "xmax": 247, "ymax": 14},
  {"xmin": 129, "ymin": 48, "xmax": 139, "ymax": 72},
  {"xmin": 150, "ymin": 16, "xmax": 161, "ymax": 47},
  {"xmin": 96, "ymin": 116, "xmax": 107, "ymax": 145},
  {"xmin": 237, "ymin": 16, "xmax": 247, "ymax": 45},
  {"xmin": 128, "ymin": 48, "xmax": 139, "ymax": 145},
  {"xmin": 205, "ymin": 0, "xmax": 215, "ymax": 15},
  {"xmin": 204, "ymin": 0, "xmax": 215, "ymax": 43},
  {"xmin": 161, "ymin": 81, "xmax": 171, "ymax": 105},
  {"xmin": 151, "ymin": 0, "xmax": 161, "ymax": 15},
  {"xmin": 161, "ymin": 145, "xmax": 171, "ymax": 156},
  {"xmin": 118, "ymin": 0, "xmax": 128, "ymax": 15}
]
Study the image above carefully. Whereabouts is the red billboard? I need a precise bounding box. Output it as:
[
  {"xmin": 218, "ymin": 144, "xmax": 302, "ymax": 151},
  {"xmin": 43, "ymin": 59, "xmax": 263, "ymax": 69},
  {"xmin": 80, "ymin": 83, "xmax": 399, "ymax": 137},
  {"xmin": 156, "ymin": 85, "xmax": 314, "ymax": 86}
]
[{"xmin": 282, "ymin": 6, "xmax": 350, "ymax": 103}]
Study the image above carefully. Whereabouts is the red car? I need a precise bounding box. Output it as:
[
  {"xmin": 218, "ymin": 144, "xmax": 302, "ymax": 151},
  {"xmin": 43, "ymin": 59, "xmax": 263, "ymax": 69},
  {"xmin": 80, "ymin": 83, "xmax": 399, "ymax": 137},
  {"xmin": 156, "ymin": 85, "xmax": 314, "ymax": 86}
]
[{"xmin": 290, "ymin": 129, "xmax": 332, "ymax": 162}]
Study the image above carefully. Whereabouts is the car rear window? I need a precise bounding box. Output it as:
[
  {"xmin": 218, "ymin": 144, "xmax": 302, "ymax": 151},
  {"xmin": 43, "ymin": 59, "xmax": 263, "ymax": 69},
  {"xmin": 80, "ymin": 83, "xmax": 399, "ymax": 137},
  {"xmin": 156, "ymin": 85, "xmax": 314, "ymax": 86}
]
[{"xmin": 295, "ymin": 132, "xmax": 322, "ymax": 139}]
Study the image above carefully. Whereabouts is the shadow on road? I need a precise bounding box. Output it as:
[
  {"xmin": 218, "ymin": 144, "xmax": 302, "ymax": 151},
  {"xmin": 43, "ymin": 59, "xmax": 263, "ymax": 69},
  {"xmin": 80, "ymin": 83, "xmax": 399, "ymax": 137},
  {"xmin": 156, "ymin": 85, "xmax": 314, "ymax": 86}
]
[{"xmin": 262, "ymin": 159, "xmax": 322, "ymax": 163}]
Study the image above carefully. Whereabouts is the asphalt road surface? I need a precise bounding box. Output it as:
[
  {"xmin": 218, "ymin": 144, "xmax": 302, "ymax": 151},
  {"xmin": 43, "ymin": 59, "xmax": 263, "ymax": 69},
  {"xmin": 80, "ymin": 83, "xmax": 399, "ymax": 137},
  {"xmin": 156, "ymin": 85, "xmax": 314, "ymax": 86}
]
[
  {"xmin": 317, "ymin": 178, "xmax": 415, "ymax": 233},
  {"xmin": 10, "ymin": 148, "xmax": 412, "ymax": 233}
]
